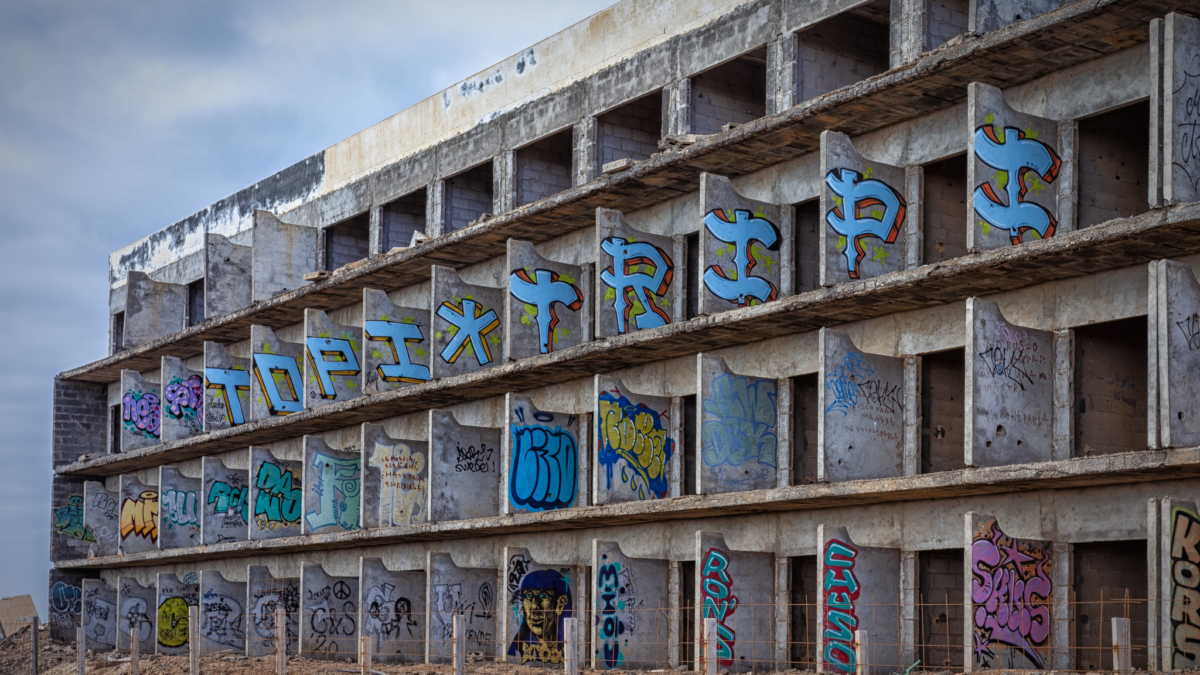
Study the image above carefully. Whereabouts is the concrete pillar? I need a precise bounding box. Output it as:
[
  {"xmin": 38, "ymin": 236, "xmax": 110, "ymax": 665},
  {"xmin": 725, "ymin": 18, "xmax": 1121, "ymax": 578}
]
[
  {"xmin": 776, "ymin": 377, "xmax": 794, "ymax": 488},
  {"xmin": 779, "ymin": 204, "xmax": 796, "ymax": 297},
  {"xmin": 899, "ymin": 551, "xmax": 918, "ymax": 669},
  {"xmin": 664, "ymin": 78, "xmax": 692, "ymax": 137},
  {"xmin": 903, "ymin": 356, "xmax": 922, "ymax": 476},
  {"xmin": 574, "ymin": 116, "xmax": 599, "ymax": 185},
  {"xmin": 1150, "ymin": 18, "xmax": 1166, "ymax": 208},
  {"xmin": 774, "ymin": 555, "xmax": 790, "ymax": 668},
  {"xmin": 1052, "ymin": 328, "xmax": 1075, "ymax": 460},
  {"xmin": 494, "ymin": 150, "xmax": 516, "ymax": 214},
  {"xmin": 1056, "ymin": 119, "xmax": 1079, "ymax": 235},
  {"xmin": 765, "ymin": 32, "xmax": 798, "ymax": 115},
  {"xmin": 905, "ymin": 166, "xmax": 924, "ymax": 269},
  {"xmin": 426, "ymin": 179, "xmax": 447, "ymax": 238},
  {"xmin": 1051, "ymin": 542, "xmax": 1073, "ymax": 671},
  {"xmin": 1147, "ymin": 498, "xmax": 1161, "ymax": 671},
  {"xmin": 668, "ymin": 560, "xmax": 682, "ymax": 668},
  {"xmin": 368, "ymin": 204, "xmax": 384, "ymax": 255},
  {"xmin": 895, "ymin": 0, "xmax": 929, "ymax": 63}
]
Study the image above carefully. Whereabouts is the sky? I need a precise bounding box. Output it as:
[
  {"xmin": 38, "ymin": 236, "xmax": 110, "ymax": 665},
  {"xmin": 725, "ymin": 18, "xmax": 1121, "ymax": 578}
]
[{"xmin": 0, "ymin": 0, "xmax": 616, "ymax": 618}]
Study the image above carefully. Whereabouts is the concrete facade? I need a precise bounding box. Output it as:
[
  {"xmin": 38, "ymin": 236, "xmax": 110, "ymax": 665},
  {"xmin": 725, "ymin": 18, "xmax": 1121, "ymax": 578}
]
[{"xmin": 45, "ymin": 0, "xmax": 1200, "ymax": 671}]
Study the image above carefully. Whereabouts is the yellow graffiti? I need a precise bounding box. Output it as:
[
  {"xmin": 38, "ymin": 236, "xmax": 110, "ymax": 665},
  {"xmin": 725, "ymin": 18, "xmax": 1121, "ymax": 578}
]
[
  {"xmin": 369, "ymin": 442, "xmax": 427, "ymax": 526},
  {"xmin": 600, "ymin": 400, "xmax": 668, "ymax": 483},
  {"xmin": 157, "ymin": 597, "xmax": 189, "ymax": 648},
  {"xmin": 120, "ymin": 491, "xmax": 159, "ymax": 541}
]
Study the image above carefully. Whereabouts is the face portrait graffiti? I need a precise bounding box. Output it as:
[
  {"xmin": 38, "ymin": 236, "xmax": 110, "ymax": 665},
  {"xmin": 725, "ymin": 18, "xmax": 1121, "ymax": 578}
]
[{"xmin": 508, "ymin": 570, "xmax": 572, "ymax": 664}]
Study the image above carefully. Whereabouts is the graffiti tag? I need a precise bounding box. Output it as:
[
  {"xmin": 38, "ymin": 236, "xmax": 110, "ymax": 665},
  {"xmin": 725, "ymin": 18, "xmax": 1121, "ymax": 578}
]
[
  {"xmin": 702, "ymin": 208, "xmax": 780, "ymax": 306},
  {"xmin": 822, "ymin": 539, "xmax": 859, "ymax": 673},
  {"xmin": 455, "ymin": 442, "xmax": 496, "ymax": 473},
  {"xmin": 600, "ymin": 237, "xmax": 673, "ymax": 334},
  {"xmin": 122, "ymin": 390, "xmax": 161, "ymax": 438},
  {"xmin": 701, "ymin": 548, "xmax": 737, "ymax": 667},
  {"xmin": 254, "ymin": 461, "xmax": 301, "ymax": 530},
  {"xmin": 205, "ymin": 367, "xmax": 250, "ymax": 425},
  {"xmin": 509, "ymin": 268, "xmax": 584, "ymax": 354},
  {"xmin": 1172, "ymin": 506, "xmax": 1200, "ymax": 669},
  {"xmin": 120, "ymin": 490, "xmax": 158, "ymax": 542},
  {"xmin": 369, "ymin": 442, "xmax": 427, "ymax": 526},
  {"xmin": 971, "ymin": 517, "xmax": 1052, "ymax": 669},
  {"xmin": 364, "ymin": 320, "xmax": 430, "ymax": 384},
  {"xmin": 701, "ymin": 374, "xmax": 777, "ymax": 469},
  {"xmin": 304, "ymin": 452, "xmax": 361, "ymax": 532},
  {"xmin": 824, "ymin": 169, "xmax": 906, "ymax": 279},
  {"xmin": 509, "ymin": 422, "xmax": 578, "ymax": 512},
  {"xmin": 973, "ymin": 123, "xmax": 1060, "ymax": 244},
  {"xmin": 437, "ymin": 298, "xmax": 500, "ymax": 366},
  {"xmin": 597, "ymin": 392, "xmax": 672, "ymax": 500}
]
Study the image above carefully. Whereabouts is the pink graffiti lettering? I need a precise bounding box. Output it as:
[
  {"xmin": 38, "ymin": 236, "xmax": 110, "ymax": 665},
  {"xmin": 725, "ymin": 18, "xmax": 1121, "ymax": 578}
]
[
  {"xmin": 971, "ymin": 518, "xmax": 1052, "ymax": 670},
  {"xmin": 122, "ymin": 392, "xmax": 161, "ymax": 437},
  {"xmin": 164, "ymin": 375, "xmax": 203, "ymax": 418}
]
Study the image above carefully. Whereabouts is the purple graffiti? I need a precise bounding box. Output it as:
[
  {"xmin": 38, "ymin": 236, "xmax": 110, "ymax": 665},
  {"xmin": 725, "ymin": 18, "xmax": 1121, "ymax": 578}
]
[
  {"xmin": 165, "ymin": 375, "xmax": 203, "ymax": 418},
  {"xmin": 971, "ymin": 518, "xmax": 1052, "ymax": 670},
  {"xmin": 122, "ymin": 391, "xmax": 161, "ymax": 437}
]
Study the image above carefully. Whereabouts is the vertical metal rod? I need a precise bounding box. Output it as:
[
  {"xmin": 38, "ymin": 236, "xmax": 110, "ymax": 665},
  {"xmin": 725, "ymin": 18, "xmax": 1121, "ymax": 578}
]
[
  {"xmin": 275, "ymin": 606, "xmax": 286, "ymax": 675},
  {"xmin": 76, "ymin": 626, "xmax": 85, "ymax": 675},
  {"xmin": 703, "ymin": 617, "xmax": 718, "ymax": 675},
  {"xmin": 945, "ymin": 593, "xmax": 950, "ymax": 669},
  {"xmin": 1099, "ymin": 588, "xmax": 1105, "ymax": 670},
  {"xmin": 30, "ymin": 616, "xmax": 38, "ymax": 675},
  {"xmin": 189, "ymin": 605, "xmax": 199, "ymax": 675},
  {"xmin": 453, "ymin": 614, "xmax": 466, "ymax": 675},
  {"xmin": 1112, "ymin": 617, "xmax": 1131, "ymax": 675},
  {"xmin": 130, "ymin": 627, "xmax": 139, "ymax": 675},
  {"xmin": 564, "ymin": 617, "xmax": 579, "ymax": 675}
]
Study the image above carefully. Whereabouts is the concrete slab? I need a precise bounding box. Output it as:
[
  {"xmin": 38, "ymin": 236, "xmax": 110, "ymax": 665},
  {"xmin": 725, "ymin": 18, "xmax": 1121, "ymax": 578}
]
[
  {"xmin": 964, "ymin": 298, "xmax": 1054, "ymax": 466},
  {"xmin": 699, "ymin": 173, "xmax": 782, "ymax": 315},
  {"xmin": 503, "ymin": 393, "xmax": 583, "ymax": 515},
  {"xmin": 300, "ymin": 562, "xmax": 359, "ymax": 661},
  {"xmin": 51, "ymin": 478, "xmax": 93, "ymax": 560},
  {"xmin": 1150, "ymin": 497, "xmax": 1200, "ymax": 670},
  {"xmin": 249, "ymin": 446, "xmax": 302, "ymax": 540},
  {"xmin": 48, "ymin": 570, "xmax": 89, "ymax": 641},
  {"xmin": 819, "ymin": 131, "xmax": 909, "ymax": 285},
  {"xmin": 155, "ymin": 572, "xmax": 198, "ymax": 656},
  {"xmin": 430, "ymin": 265, "xmax": 505, "ymax": 378},
  {"xmin": 594, "ymin": 374, "xmax": 677, "ymax": 504},
  {"xmin": 204, "ymin": 233, "xmax": 252, "ymax": 319},
  {"xmin": 967, "ymin": 82, "xmax": 1064, "ymax": 252},
  {"xmin": 698, "ymin": 354, "xmax": 779, "ymax": 495},
  {"xmin": 363, "ymin": 288, "xmax": 432, "ymax": 394},
  {"xmin": 117, "ymin": 474, "xmax": 158, "ymax": 555},
  {"xmin": 252, "ymin": 210, "xmax": 318, "ymax": 302},
  {"xmin": 1152, "ymin": 260, "xmax": 1200, "ymax": 448},
  {"xmin": 1165, "ymin": 13, "xmax": 1200, "ymax": 205},
  {"xmin": 359, "ymin": 557, "xmax": 425, "ymax": 664},
  {"xmin": 302, "ymin": 435, "xmax": 362, "ymax": 535},
  {"xmin": 120, "ymin": 369, "xmax": 161, "ymax": 452},
  {"xmin": 426, "ymin": 551, "xmax": 498, "ymax": 663},
  {"xmin": 303, "ymin": 309, "xmax": 363, "ymax": 410},
  {"xmin": 201, "ymin": 456, "xmax": 249, "ymax": 545},
  {"xmin": 362, "ymin": 422, "xmax": 429, "ymax": 528},
  {"xmin": 815, "ymin": 525, "xmax": 900, "ymax": 675},
  {"xmin": 160, "ymin": 356, "xmax": 204, "ymax": 442},
  {"xmin": 123, "ymin": 271, "xmax": 187, "ymax": 349},
  {"xmin": 157, "ymin": 465, "xmax": 201, "ymax": 550},
  {"xmin": 83, "ymin": 480, "xmax": 119, "ymax": 557},
  {"xmin": 591, "ymin": 539, "xmax": 671, "ymax": 670},
  {"xmin": 501, "ymin": 546, "xmax": 587, "ymax": 666},
  {"xmin": 116, "ymin": 576, "xmax": 155, "ymax": 655},
  {"xmin": 965, "ymin": 513, "xmax": 1054, "ymax": 670},
  {"xmin": 428, "ymin": 410, "xmax": 501, "ymax": 522},
  {"xmin": 203, "ymin": 342, "xmax": 251, "ymax": 432},
  {"xmin": 82, "ymin": 578, "xmax": 117, "ymax": 652},
  {"xmin": 506, "ymin": 239, "xmax": 587, "ymax": 360},
  {"xmin": 694, "ymin": 531, "xmax": 775, "ymax": 672},
  {"xmin": 199, "ymin": 570, "xmax": 246, "ymax": 654},
  {"xmin": 250, "ymin": 325, "xmax": 305, "ymax": 419},
  {"xmin": 247, "ymin": 565, "xmax": 299, "ymax": 657},
  {"xmin": 818, "ymin": 328, "xmax": 905, "ymax": 482},
  {"xmin": 595, "ymin": 207, "xmax": 678, "ymax": 338}
]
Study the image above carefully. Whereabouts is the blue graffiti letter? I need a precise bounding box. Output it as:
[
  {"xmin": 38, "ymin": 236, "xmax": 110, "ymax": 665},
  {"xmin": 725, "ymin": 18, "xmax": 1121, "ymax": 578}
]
[
  {"xmin": 305, "ymin": 337, "xmax": 360, "ymax": 399},
  {"xmin": 204, "ymin": 368, "xmax": 250, "ymax": 425},
  {"xmin": 701, "ymin": 374, "xmax": 778, "ymax": 468},
  {"xmin": 252, "ymin": 353, "xmax": 304, "ymax": 415},
  {"xmin": 509, "ymin": 424, "xmax": 578, "ymax": 511},
  {"xmin": 437, "ymin": 299, "xmax": 500, "ymax": 366},
  {"xmin": 702, "ymin": 209, "xmax": 780, "ymax": 306},
  {"xmin": 509, "ymin": 269, "xmax": 584, "ymax": 354},
  {"xmin": 364, "ymin": 320, "xmax": 430, "ymax": 384},
  {"xmin": 824, "ymin": 169, "xmax": 906, "ymax": 279},
  {"xmin": 599, "ymin": 237, "xmax": 673, "ymax": 334},
  {"xmin": 973, "ymin": 124, "xmax": 1060, "ymax": 244}
]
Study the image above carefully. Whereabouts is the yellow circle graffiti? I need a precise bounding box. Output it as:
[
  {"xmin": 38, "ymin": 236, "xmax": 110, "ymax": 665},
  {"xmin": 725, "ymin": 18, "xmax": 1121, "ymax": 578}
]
[{"xmin": 157, "ymin": 597, "xmax": 190, "ymax": 648}]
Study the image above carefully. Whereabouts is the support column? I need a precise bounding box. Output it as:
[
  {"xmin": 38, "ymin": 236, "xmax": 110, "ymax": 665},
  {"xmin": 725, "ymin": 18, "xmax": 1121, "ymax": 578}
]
[
  {"xmin": 368, "ymin": 204, "xmax": 384, "ymax": 256},
  {"xmin": 669, "ymin": 561, "xmax": 682, "ymax": 667},
  {"xmin": 904, "ymin": 356, "xmax": 922, "ymax": 476},
  {"xmin": 774, "ymin": 556, "xmax": 791, "ymax": 669},
  {"xmin": 574, "ymin": 116, "xmax": 599, "ymax": 185},
  {"xmin": 900, "ymin": 551, "xmax": 919, "ymax": 669},
  {"xmin": 766, "ymin": 32, "xmax": 798, "ymax": 115},
  {"xmin": 1056, "ymin": 119, "xmax": 1079, "ymax": 235},
  {"xmin": 664, "ymin": 79, "xmax": 692, "ymax": 137},
  {"xmin": 776, "ymin": 377, "xmax": 794, "ymax": 488},
  {"xmin": 426, "ymin": 180, "xmax": 447, "ymax": 238},
  {"xmin": 779, "ymin": 204, "xmax": 796, "ymax": 297},
  {"xmin": 1052, "ymin": 329, "xmax": 1074, "ymax": 461},
  {"xmin": 905, "ymin": 166, "xmax": 924, "ymax": 269},
  {"xmin": 494, "ymin": 151, "xmax": 517, "ymax": 215},
  {"xmin": 1051, "ymin": 542, "xmax": 1074, "ymax": 671}
]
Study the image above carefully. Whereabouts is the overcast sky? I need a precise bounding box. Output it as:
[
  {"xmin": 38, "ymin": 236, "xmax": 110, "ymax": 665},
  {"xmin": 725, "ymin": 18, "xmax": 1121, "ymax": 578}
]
[{"xmin": 0, "ymin": 0, "xmax": 615, "ymax": 618}]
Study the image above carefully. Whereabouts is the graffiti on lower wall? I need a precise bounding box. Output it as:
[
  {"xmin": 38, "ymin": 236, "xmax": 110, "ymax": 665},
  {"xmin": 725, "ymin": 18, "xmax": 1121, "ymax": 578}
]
[
  {"xmin": 120, "ymin": 490, "xmax": 158, "ymax": 543},
  {"xmin": 123, "ymin": 389, "xmax": 161, "ymax": 439},
  {"xmin": 436, "ymin": 297, "xmax": 501, "ymax": 366},
  {"xmin": 703, "ymin": 209, "xmax": 780, "ymax": 307},
  {"xmin": 596, "ymin": 555, "xmax": 645, "ymax": 670},
  {"xmin": 432, "ymin": 580, "xmax": 495, "ymax": 654},
  {"xmin": 205, "ymin": 367, "xmax": 251, "ymax": 426},
  {"xmin": 158, "ymin": 594, "xmax": 196, "ymax": 649},
  {"xmin": 364, "ymin": 320, "xmax": 430, "ymax": 384},
  {"xmin": 164, "ymin": 374, "xmax": 203, "ymax": 432},
  {"xmin": 822, "ymin": 539, "xmax": 860, "ymax": 673},
  {"xmin": 701, "ymin": 374, "xmax": 777, "ymax": 473},
  {"xmin": 50, "ymin": 581, "xmax": 83, "ymax": 636},
  {"xmin": 248, "ymin": 577, "xmax": 299, "ymax": 654},
  {"xmin": 369, "ymin": 442, "xmax": 427, "ymax": 526},
  {"xmin": 600, "ymin": 237, "xmax": 674, "ymax": 334},
  {"xmin": 597, "ymin": 392, "xmax": 672, "ymax": 501},
  {"xmin": 119, "ymin": 594, "xmax": 153, "ymax": 645},
  {"xmin": 971, "ymin": 517, "xmax": 1052, "ymax": 669},
  {"xmin": 201, "ymin": 589, "xmax": 245, "ymax": 651},
  {"xmin": 973, "ymin": 121, "xmax": 1061, "ymax": 244},
  {"xmin": 363, "ymin": 581, "xmax": 421, "ymax": 647},
  {"xmin": 509, "ymin": 407, "xmax": 578, "ymax": 512},
  {"xmin": 1171, "ymin": 504, "xmax": 1200, "ymax": 669},
  {"xmin": 701, "ymin": 547, "xmax": 738, "ymax": 667},
  {"xmin": 253, "ymin": 352, "xmax": 304, "ymax": 415},
  {"xmin": 509, "ymin": 268, "xmax": 583, "ymax": 354},
  {"xmin": 507, "ymin": 559, "xmax": 572, "ymax": 665},
  {"xmin": 255, "ymin": 461, "xmax": 301, "ymax": 531},
  {"xmin": 824, "ymin": 168, "xmax": 906, "ymax": 280},
  {"xmin": 304, "ymin": 452, "xmax": 361, "ymax": 532},
  {"xmin": 305, "ymin": 580, "xmax": 358, "ymax": 658},
  {"xmin": 83, "ymin": 583, "xmax": 117, "ymax": 650},
  {"xmin": 53, "ymin": 494, "xmax": 96, "ymax": 543}
]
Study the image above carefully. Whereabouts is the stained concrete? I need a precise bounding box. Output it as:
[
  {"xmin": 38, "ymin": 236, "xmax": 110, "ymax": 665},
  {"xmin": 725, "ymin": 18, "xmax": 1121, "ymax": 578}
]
[
  {"xmin": 303, "ymin": 309, "xmax": 363, "ymax": 410},
  {"xmin": 698, "ymin": 354, "xmax": 779, "ymax": 494},
  {"xmin": 116, "ymin": 576, "xmax": 155, "ymax": 655},
  {"xmin": 203, "ymin": 233, "xmax": 253, "ymax": 319},
  {"xmin": 118, "ymin": 474, "xmax": 159, "ymax": 556},
  {"xmin": 964, "ymin": 298, "xmax": 1054, "ymax": 466},
  {"xmin": 430, "ymin": 265, "xmax": 505, "ymax": 378},
  {"xmin": 248, "ymin": 446, "xmax": 302, "ymax": 541},
  {"xmin": 1164, "ymin": 13, "xmax": 1200, "ymax": 205},
  {"xmin": 1148, "ymin": 497, "xmax": 1200, "ymax": 670},
  {"xmin": 500, "ymin": 546, "xmax": 587, "ymax": 666},
  {"xmin": 362, "ymin": 422, "xmax": 429, "ymax": 528},
  {"xmin": 157, "ymin": 465, "xmax": 201, "ymax": 550},
  {"xmin": 300, "ymin": 562, "xmax": 359, "ymax": 661},
  {"xmin": 428, "ymin": 410, "xmax": 500, "ymax": 522},
  {"xmin": 302, "ymin": 435, "xmax": 362, "ymax": 535},
  {"xmin": 82, "ymin": 578, "xmax": 117, "ymax": 652},
  {"xmin": 155, "ymin": 572, "xmax": 198, "ymax": 656},
  {"xmin": 591, "ymin": 539, "xmax": 671, "ymax": 670},
  {"xmin": 502, "ymin": 393, "xmax": 583, "ymax": 516},
  {"xmin": 426, "ymin": 551, "xmax": 498, "ymax": 663},
  {"xmin": 203, "ymin": 342, "xmax": 251, "ymax": 432},
  {"xmin": 198, "ymin": 570, "xmax": 246, "ymax": 654},
  {"xmin": 594, "ymin": 374, "xmax": 678, "ymax": 504},
  {"xmin": 595, "ymin": 208, "xmax": 681, "ymax": 338},
  {"xmin": 252, "ymin": 210, "xmax": 318, "ymax": 303},
  {"xmin": 160, "ymin": 356, "xmax": 204, "ymax": 442},
  {"xmin": 694, "ymin": 531, "xmax": 775, "ymax": 672},
  {"xmin": 359, "ymin": 557, "xmax": 426, "ymax": 664},
  {"xmin": 246, "ymin": 565, "xmax": 299, "ymax": 657},
  {"xmin": 201, "ymin": 456, "xmax": 248, "ymax": 545},
  {"xmin": 698, "ymin": 174, "xmax": 784, "ymax": 316},
  {"xmin": 1151, "ymin": 260, "xmax": 1200, "ymax": 448},
  {"xmin": 971, "ymin": 0, "xmax": 1064, "ymax": 33},
  {"xmin": 250, "ymin": 325, "xmax": 305, "ymax": 419},
  {"xmin": 122, "ymin": 271, "xmax": 187, "ymax": 349},
  {"xmin": 506, "ymin": 239, "xmax": 588, "ymax": 360},
  {"xmin": 84, "ymin": 480, "xmax": 119, "ymax": 557},
  {"xmin": 818, "ymin": 328, "xmax": 905, "ymax": 482},
  {"xmin": 362, "ymin": 288, "xmax": 432, "ymax": 394},
  {"xmin": 815, "ymin": 525, "xmax": 900, "ymax": 675},
  {"xmin": 120, "ymin": 369, "xmax": 161, "ymax": 453}
]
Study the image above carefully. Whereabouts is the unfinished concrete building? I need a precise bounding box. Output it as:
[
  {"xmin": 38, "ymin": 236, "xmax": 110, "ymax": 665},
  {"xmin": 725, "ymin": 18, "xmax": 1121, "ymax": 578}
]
[{"xmin": 48, "ymin": 0, "xmax": 1200, "ymax": 671}]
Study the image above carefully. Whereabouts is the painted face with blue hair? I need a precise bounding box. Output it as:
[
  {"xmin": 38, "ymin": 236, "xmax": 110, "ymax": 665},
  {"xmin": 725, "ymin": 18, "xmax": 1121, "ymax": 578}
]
[{"xmin": 509, "ymin": 569, "xmax": 572, "ymax": 663}]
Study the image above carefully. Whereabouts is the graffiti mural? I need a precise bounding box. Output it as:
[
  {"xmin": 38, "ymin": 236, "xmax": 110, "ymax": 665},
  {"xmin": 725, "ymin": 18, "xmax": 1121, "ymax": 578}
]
[
  {"xmin": 158, "ymin": 586, "xmax": 197, "ymax": 652},
  {"xmin": 304, "ymin": 449, "xmax": 362, "ymax": 533},
  {"xmin": 122, "ymin": 389, "xmax": 161, "ymax": 439},
  {"xmin": 164, "ymin": 374, "xmax": 203, "ymax": 428},
  {"xmin": 201, "ymin": 590, "xmax": 245, "ymax": 651},
  {"xmin": 247, "ymin": 568, "xmax": 299, "ymax": 656},
  {"xmin": 53, "ymin": 494, "xmax": 95, "ymax": 543},
  {"xmin": 120, "ymin": 490, "xmax": 158, "ymax": 543},
  {"xmin": 83, "ymin": 581, "xmax": 117, "ymax": 650},
  {"xmin": 208, "ymin": 479, "xmax": 249, "ymax": 527},
  {"xmin": 1171, "ymin": 504, "xmax": 1200, "ymax": 669},
  {"xmin": 972, "ymin": 120, "xmax": 1061, "ymax": 244},
  {"xmin": 701, "ymin": 373, "xmax": 778, "ymax": 470},
  {"xmin": 702, "ymin": 209, "xmax": 780, "ymax": 307},
  {"xmin": 303, "ymin": 577, "xmax": 358, "ymax": 659},
  {"xmin": 360, "ymin": 560, "xmax": 424, "ymax": 664},
  {"xmin": 254, "ymin": 352, "xmax": 304, "ymax": 415},
  {"xmin": 600, "ymin": 237, "xmax": 674, "ymax": 334},
  {"xmin": 971, "ymin": 517, "xmax": 1052, "ymax": 669},
  {"xmin": 822, "ymin": 539, "xmax": 859, "ymax": 673},
  {"xmin": 205, "ymin": 367, "xmax": 251, "ymax": 426},
  {"xmin": 364, "ymin": 320, "xmax": 430, "ymax": 384},
  {"xmin": 596, "ymin": 554, "xmax": 649, "ymax": 670},
  {"xmin": 824, "ymin": 168, "xmax": 906, "ymax": 280},
  {"xmin": 254, "ymin": 460, "xmax": 302, "ymax": 532},
  {"xmin": 161, "ymin": 489, "xmax": 200, "ymax": 532},
  {"xmin": 118, "ymin": 593, "xmax": 154, "ymax": 649},
  {"xmin": 701, "ymin": 548, "xmax": 738, "ymax": 667},
  {"xmin": 507, "ymin": 558, "xmax": 573, "ymax": 665},
  {"xmin": 510, "ymin": 268, "xmax": 583, "ymax": 354},
  {"xmin": 509, "ymin": 403, "xmax": 578, "ymax": 513},
  {"xmin": 597, "ymin": 391, "xmax": 673, "ymax": 501},
  {"xmin": 369, "ymin": 442, "xmax": 427, "ymax": 526},
  {"xmin": 50, "ymin": 580, "xmax": 83, "ymax": 638},
  {"xmin": 305, "ymin": 330, "xmax": 361, "ymax": 403},
  {"xmin": 437, "ymin": 298, "xmax": 501, "ymax": 366}
]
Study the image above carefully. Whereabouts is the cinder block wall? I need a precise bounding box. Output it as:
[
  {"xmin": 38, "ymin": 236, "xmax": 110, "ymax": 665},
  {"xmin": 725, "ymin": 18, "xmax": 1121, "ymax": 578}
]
[
  {"xmin": 922, "ymin": 349, "xmax": 965, "ymax": 473},
  {"xmin": 923, "ymin": 155, "xmax": 969, "ymax": 264},
  {"xmin": 325, "ymin": 215, "xmax": 370, "ymax": 270},
  {"xmin": 1078, "ymin": 102, "xmax": 1151, "ymax": 228},
  {"xmin": 1074, "ymin": 317, "xmax": 1147, "ymax": 456},
  {"xmin": 691, "ymin": 50, "xmax": 767, "ymax": 135},
  {"xmin": 447, "ymin": 164, "xmax": 494, "ymax": 231},
  {"xmin": 794, "ymin": 201, "xmax": 820, "ymax": 293},
  {"xmin": 789, "ymin": 555, "xmax": 818, "ymax": 667},
  {"xmin": 927, "ymin": 0, "xmax": 969, "ymax": 50},
  {"xmin": 383, "ymin": 191, "xmax": 426, "ymax": 250},
  {"xmin": 598, "ymin": 92, "xmax": 663, "ymax": 165},
  {"xmin": 1073, "ymin": 541, "xmax": 1148, "ymax": 670},
  {"xmin": 919, "ymin": 549, "xmax": 965, "ymax": 669},
  {"xmin": 517, "ymin": 131, "xmax": 573, "ymax": 206},
  {"xmin": 793, "ymin": 374, "xmax": 819, "ymax": 484},
  {"xmin": 798, "ymin": 11, "xmax": 889, "ymax": 102}
]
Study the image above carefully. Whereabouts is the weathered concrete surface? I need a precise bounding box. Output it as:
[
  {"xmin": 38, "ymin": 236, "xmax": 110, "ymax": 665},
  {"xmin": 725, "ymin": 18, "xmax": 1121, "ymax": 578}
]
[
  {"xmin": 118, "ymin": 474, "xmax": 159, "ymax": 555},
  {"xmin": 201, "ymin": 456, "xmax": 249, "ymax": 545},
  {"xmin": 1163, "ymin": 13, "xmax": 1200, "ymax": 205},
  {"xmin": 502, "ymin": 393, "xmax": 583, "ymax": 516},
  {"xmin": 116, "ymin": 576, "xmax": 155, "ymax": 655},
  {"xmin": 1151, "ymin": 260, "xmax": 1200, "ymax": 448},
  {"xmin": 699, "ymin": 174, "xmax": 783, "ymax": 315},
  {"xmin": 203, "ymin": 341, "xmax": 251, "ymax": 432},
  {"xmin": 359, "ymin": 556, "xmax": 426, "ymax": 664},
  {"xmin": 698, "ymin": 354, "xmax": 779, "ymax": 494},
  {"xmin": 248, "ymin": 446, "xmax": 302, "ymax": 541},
  {"xmin": 303, "ymin": 309, "xmax": 363, "ymax": 410},
  {"xmin": 1147, "ymin": 497, "xmax": 1200, "ymax": 670},
  {"xmin": 815, "ymin": 525, "xmax": 900, "ymax": 675},
  {"xmin": 252, "ymin": 210, "xmax": 318, "ymax": 303},
  {"xmin": 429, "ymin": 409, "xmax": 501, "ymax": 522},
  {"xmin": 819, "ymin": 328, "xmax": 905, "ymax": 483},
  {"xmin": 595, "ymin": 208, "xmax": 681, "ymax": 338},
  {"xmin": 198, "ymin": 570, "xmax": 246, "ymax": 654},
  {"xmin": 157, "ymin": 465, "xmax": 201, "ymax": 550},
  {"xmin": 500, "ymin": 546, "xmax": 587, "ymax": 666},
  {"xmin": 120, "ymin": 369, "xmax": 161, "ymax": 453},
  {"xmin": 965, "ymin": 298, "xmax": 1054, "ymax": 466},
  {"xmin": 246, "ymin": 564, "xmax": 299, "ymax": 657},
  {"xmin": 362, "ymin": 422, "xmax": 429, "ymax": 528},
  {"xmin": 430, "ymin": 265, "xmax": 505, "ymax": 379},
  {"xmin": 204, "ymin": 233, "xmax": 252, "ymax": 319},
  {"xmin": 506, "ymin": 239, "xmax": 587, "ymax": 360},
  {"xmin": 363, "ymin": 288, "xmax": 431, "ymax": 394},
  {"xmin": 302, "ymin": 435, "xmax": 362, "ymax": 535},
  {"xmin": 84, "ymin": 480, "xmax": 119, "ymax": 557},
  {"xmin": 122, "ymin": 271, "xmax": 187, "ymax": 350},
  {"xmin": 591, "ymin": 539, "xmax": 671, "ymax": 670},
  {"xmin": 819, "ymin": 130, "xmax": 909, "ymax": 285},
  {"xmin": 250, "ymin": 325, "xmax": 305, "ymax": 419},
  {"xmin": 155, "ymin": 572, "xmax": 198, "ymax": 655},
  {"xmin": 81, "ymin": 578, "xmax": 117, "ymax": 652},
  {"xmin": 694, "ymin": 531, "xmax": 775, "ymax": 672},
  {"xmin": 594, "ymin": 374, "xmax": 678, "ymax": 504},
  {"xmin": 972, "ymin": 0, "xmax": 1064, "ymax": 33},
  {"xmin": 160, "ymin": 356, "xmax": 204, "ymax": 442},
  {"xmin": 299, "ymin": 562, "xmax": 359, "ymax": 661},
  {"xmin": 967, "ymin": 82, "xmax": 1065, "ymax": 253},
  {"xmin": 426, "ymin": 551, "xmax": 498, "ymax": 663}
]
